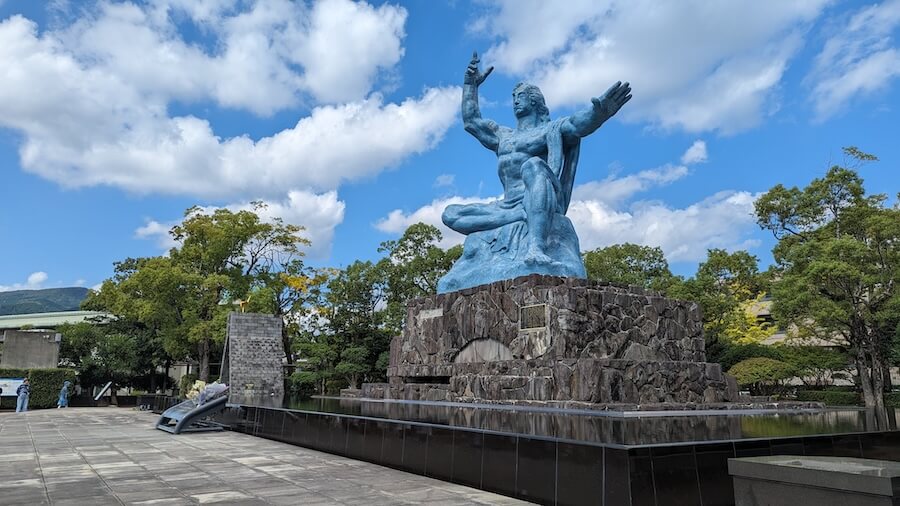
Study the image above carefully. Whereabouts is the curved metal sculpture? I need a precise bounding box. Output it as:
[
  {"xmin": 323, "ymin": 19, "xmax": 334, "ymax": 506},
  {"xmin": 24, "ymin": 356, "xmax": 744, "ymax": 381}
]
[{"xmin": 155, "ymin": 396, "xmax": 228, "ymax": 434}]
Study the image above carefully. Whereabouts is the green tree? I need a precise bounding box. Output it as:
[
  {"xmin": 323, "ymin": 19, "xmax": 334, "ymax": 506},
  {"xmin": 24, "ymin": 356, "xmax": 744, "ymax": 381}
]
[
  {"xmin": 721, "ymin": 296, "xmax": 777, "ymax": 345},
  {"xmin": 91, "ymin": 204, "xmax": 309, "ymax": 381},
  {"xmin": 755, "ymin": 148, "xmax": 900, "ymax": 409},
  {"xmin": 778, "ymin": 346, "xmax": 849, "ymax": 388},
  {"xmin": 57, "ymin": 321, "xmax": 139, "ymax": 399},
  {"xmin": 728, "ymin": 357, "xmax": 796, "ymax": 396},
  {"xmin": 583, "ymin": 243, "xmax": 681, "ymax": 292},
  {"xmin": 670, "ymin": 249, "xmax": 768, "ymax": 347},
  {"xmin": 377, "ymin": 223, "xmax": 462, "ymax": 334}
]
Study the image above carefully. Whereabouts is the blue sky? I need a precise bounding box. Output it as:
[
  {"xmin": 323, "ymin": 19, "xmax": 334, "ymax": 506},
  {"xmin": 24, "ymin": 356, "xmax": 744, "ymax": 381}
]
[{"xmin": 1, "ymin": 0, "xmax": 898, "ymax": 292}]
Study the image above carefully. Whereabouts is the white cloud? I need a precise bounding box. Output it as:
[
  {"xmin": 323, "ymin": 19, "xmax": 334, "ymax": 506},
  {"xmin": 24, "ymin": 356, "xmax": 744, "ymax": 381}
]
[
  {"xmin": 376, "ymin": 141, "xmax": 760, "ymax": 262},
  {"xmin": 56, "ymin": 0, "xmax": 407, "ymax": 111},
  {"xmin": 434, "ymin": 174, "xmax": 455, "ymax": 187},
  {"xmin": 568, "ymin": 191, "xmax": 760, "ymax": 262},
  {"xmin": 0, "ymin": 271, "xmax": 49, "ymax": 292},
  {"xmin": 136, "ymin": 190, "xmax": 345, "ymax": 258},
  {"xmin": 807, "ymin": 0, "xmax": 900, "ymax": 120},
  {"xmin": 572, "ymin": 164, "xmax": 688, "ymax": 207},
  {"xmin": 680, "ymin": 140, "xmax": 708, "ymax": 165},
  {"xmin": 475, "ymin": 0, "xmax": 828, "ymax": 133},
  {"xmin": 135, "ymin": 219, "xmax": 181, "ymax": 251},
  {"xmin": 375, "ymin": 195, "xmax": 498, "ymax": 249},
  {"xmin": 0, "ymin": 3, "xmax": 456, "ymax": 200}
]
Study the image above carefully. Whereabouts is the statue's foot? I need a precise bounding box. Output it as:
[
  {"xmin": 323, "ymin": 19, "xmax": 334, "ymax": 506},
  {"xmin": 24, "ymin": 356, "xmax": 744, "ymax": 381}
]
[{"xmin": 523, "ymin": 248, "xmax": 554, "ymax": 266}]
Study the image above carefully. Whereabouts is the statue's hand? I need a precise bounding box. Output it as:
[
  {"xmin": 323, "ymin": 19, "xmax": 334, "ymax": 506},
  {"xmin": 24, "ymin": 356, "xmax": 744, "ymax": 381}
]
[
  {"xmin": 465, "ymin": 51, "xmax": 494, "ymax": 87},
  {"xmin": 592, "ymin": 81, "xmax": 632, "ymax": 118}
]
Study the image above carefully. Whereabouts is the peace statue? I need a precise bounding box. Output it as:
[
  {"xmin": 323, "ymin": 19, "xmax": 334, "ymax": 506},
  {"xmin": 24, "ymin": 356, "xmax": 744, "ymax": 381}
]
[{"xmin": 437, "ymin": 52, "xmax": 632, "ymax": 293}]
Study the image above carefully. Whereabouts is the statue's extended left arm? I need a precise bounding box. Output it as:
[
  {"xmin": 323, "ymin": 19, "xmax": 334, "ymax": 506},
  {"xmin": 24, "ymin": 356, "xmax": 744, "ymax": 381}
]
[{"xmin": 562, "ymin": 81, "xmax": 632, "ymax": 138}]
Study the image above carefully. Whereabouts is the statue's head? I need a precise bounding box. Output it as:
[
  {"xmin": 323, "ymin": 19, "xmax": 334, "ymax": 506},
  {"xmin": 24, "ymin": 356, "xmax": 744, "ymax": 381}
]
[{"xmin": 512, "ymin": 82, "xmax": 550, "ymax": 122}]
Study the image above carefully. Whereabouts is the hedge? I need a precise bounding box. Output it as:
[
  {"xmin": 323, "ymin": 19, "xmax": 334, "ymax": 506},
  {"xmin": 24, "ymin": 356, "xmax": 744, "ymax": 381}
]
[
  {"xmin": 0, "ymin": 368, "xmax": 78, "ymax": 409},
  {"xmin": 795, "ymin": 390, "xmax": 861, "ymax": 406}
]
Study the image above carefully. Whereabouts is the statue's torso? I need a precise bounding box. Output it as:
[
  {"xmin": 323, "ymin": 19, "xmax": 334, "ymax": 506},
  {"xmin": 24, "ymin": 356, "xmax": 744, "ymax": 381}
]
[{"xmin": 496, "ymin": 125, "xmax": 550, "ymax": 197}]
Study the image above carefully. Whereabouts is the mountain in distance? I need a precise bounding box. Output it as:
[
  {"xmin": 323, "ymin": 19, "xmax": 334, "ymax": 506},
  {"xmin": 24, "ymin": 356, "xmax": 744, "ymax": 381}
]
[{"xmin": 0, "ymin": 287, "xmax": 91, "ymax": 316}]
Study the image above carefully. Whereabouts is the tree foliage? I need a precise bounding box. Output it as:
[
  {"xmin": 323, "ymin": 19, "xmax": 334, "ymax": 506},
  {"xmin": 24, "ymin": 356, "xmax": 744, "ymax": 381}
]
[
  {"xmin": 89, "ymin": 204, "xmax": 308, "ymax": 381},
  {"xmin": 377, "ymin": 223, "xmax": 461, "ymax": 334},
  {"xmin": 755, "ymin": 148, "xmax": 900, "ymax": 409},
  {"xmin": 728, "ymin": 357, "xmax": 796, "ymax": 396},
  {"xmin": 669, "ymin": 249, "xmax": 769, "ymax": 346},
  {"xmin": 583, "ymin": 243, "xmax": 680, "ymax": 292}
]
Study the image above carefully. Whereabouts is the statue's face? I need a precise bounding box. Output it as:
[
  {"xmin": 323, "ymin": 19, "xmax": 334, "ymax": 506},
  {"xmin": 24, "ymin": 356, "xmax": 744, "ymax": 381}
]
[{"xmin": 513, "ymin": 89, "xmax": 533, "ymax": 118}]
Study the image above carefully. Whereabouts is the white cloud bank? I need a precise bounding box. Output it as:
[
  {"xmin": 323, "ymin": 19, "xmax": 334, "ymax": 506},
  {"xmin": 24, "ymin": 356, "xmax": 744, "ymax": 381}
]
[
  {"xmin": 0, "ymin": 271, "xmax": 49, "ymax": 292},
  {"xmin": 376, "ymin": 141, "xmax": 760, "ymax": 262},
  {"xmin": 807, "ymin": 0, "xmax": 900, "ymax": 121},
  {"xmin": 0, "ymin": 1, "xmax": 461, "ymax": 255},
  {"xmin": 136, "ymin": 190, "xmax": 345, "ymax": 259},
  {"xmin": 473, "ymin": 0, "xmax": 830, "ymax": 133},
  {"xmin": 0, "ymin": 11, "xmax": 458, "ymax": 198}
]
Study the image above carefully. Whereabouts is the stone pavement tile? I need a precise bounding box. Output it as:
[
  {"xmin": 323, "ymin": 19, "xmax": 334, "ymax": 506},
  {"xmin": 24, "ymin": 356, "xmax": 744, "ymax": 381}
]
[
  {"xmin": 0, "ymin": 489, "xmax": 50, "ymax": 505},
  {"xmin": 0, "ymin": 476, "xmax": 44, "ymax": 489},
  {"xmin": 114, "ymin": 490, "xmax": 187, "ymax": 504},
  {"xmin": 128, "ymin": 499, "xmax": 195, "ymax": 506},
  {"xmin": 264, "ymin": 493, "xmax": 343, "ymax": 506},
  {"xmin": 51, "ymin": 496, "xmax": 123, "ymax": 506},
  {"xmin": 2, "ymin": 408, "xmax": 531, "ymax": 506},
  {"xmin": 190, "ymin": 490, "xmax": 255, "ymax": 504}
]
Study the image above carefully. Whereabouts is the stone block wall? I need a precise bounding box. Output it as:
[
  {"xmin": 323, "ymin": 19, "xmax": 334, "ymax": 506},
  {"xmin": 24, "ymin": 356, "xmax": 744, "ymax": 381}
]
[
  {"xmin": 225, "ymin": 313, "xmax": 284, "ymax": 401},
  {"xmin": 362, "ymin": 274, "xmax": 738, "ymax": 406},
  {"xmin": 397, "ymin": 274, "xmax": 705, "ymax": 370}
]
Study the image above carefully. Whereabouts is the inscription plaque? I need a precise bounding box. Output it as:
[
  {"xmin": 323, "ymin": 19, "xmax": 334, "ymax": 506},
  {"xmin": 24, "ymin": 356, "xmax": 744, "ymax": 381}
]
[
  {"xmin": 418, "ymin": 308, "xmax": 443, "ymax": 321},
  {"xmin": 520, "ymin": 304, "xmax": 547, "ymax": 330}
]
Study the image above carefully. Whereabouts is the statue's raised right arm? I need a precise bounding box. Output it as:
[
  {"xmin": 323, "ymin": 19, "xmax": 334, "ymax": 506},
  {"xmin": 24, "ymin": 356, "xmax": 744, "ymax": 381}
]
[
  {"xmin": 562, "ymin": 81, "xmax": 632, "ymax": 139},
  {"xmin": 462, "ymin": 51, "xmax": 500, "ymax": 153}
]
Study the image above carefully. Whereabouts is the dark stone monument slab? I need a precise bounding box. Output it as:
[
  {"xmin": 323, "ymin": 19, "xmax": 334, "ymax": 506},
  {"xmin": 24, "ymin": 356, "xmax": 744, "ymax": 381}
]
[
  {"xmin": 223, "ymin": 312, "xmax": 285, "ymax": 405},
  {"xmin": 729, "ymin": 456, "xmax": 900, "ymax": 506},
  {"xmin": 361, "ymin": 274, "xmax": 737, "ymax": 406}
]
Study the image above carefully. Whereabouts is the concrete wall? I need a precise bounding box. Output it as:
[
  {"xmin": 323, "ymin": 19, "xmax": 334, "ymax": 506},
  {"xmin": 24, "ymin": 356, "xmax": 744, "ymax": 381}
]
[
  {"xmin": 0, "ymin": 330, "xmax": 60, "ymax": 369},
  {"xmin": 225, "ymin": 312, "xmax": 284, "ymax": 403}
]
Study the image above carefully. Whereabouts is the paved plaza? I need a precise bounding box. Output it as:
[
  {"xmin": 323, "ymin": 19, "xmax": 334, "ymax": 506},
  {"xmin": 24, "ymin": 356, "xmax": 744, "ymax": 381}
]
[{"xmin": 0, "ymin": 407, "xmax": 529, "ymax": 505}]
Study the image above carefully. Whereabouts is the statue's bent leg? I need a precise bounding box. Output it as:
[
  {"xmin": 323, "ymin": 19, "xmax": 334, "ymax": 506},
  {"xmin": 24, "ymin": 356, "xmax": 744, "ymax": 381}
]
[
  {"xmin": 443, "ymin": 203, "xmax": 524, "ymax": 235},
  {"xmin": 521, "ymin": 157, "xmax": 559, "ymax": 264}
]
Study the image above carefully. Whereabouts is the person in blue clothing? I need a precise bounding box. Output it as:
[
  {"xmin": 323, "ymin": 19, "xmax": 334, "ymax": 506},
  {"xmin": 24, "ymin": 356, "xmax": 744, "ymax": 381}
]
[
  {"xmin": 16, "ymin": 378, "xmax": 30, "ymax": 412},
  {"xmin": 57, "ymin": 380, "xmax": 71, "ymax": 408}
]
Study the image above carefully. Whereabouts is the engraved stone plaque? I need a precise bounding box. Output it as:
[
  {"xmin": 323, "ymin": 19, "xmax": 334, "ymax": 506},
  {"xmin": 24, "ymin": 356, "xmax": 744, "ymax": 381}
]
[
  {"xmin": 519, "ymin": 304, "xmax": 547, "ymax": 330},
  {"xmin": 418, "ymin": 308, "xmax": 443, "ymax": 322}
]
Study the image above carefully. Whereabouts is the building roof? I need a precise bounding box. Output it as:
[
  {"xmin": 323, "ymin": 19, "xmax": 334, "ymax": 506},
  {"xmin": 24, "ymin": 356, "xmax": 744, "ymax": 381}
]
[{"xmin": 0, "ymin": 310, "xmax": 111, "ymax": 330}]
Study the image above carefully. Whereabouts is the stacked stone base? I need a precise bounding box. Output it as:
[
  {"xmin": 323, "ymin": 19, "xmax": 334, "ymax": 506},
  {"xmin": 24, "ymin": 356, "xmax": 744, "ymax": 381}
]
[
  {"xmin": 363, "ymin": 357, "xmax": 737, "ymax": 405},
  {"xmin": 359, "ymin": 275, "xmax": 740, "ymax": 409}
]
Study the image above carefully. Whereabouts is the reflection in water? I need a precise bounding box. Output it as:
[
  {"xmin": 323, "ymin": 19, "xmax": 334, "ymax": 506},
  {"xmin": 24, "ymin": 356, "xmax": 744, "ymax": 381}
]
[{"xmin": 271, "ymin": 396, "xmax": 900, "ymax": 447}]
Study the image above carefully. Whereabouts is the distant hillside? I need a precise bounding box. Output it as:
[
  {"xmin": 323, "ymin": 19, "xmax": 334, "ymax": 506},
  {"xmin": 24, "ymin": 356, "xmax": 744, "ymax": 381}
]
[{"xmin": 0, "ymin": 287, "xmax": 91, "ymax": 316}]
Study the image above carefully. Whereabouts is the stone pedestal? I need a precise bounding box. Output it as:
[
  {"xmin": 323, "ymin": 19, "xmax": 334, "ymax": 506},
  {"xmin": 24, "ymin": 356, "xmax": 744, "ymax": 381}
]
[{"xmin": 361, "ymin": 274, "xmax": 737, "ymax": 406}]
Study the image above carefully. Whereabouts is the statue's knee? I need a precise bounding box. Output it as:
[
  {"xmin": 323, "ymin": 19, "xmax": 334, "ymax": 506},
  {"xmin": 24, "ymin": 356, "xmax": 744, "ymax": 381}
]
[{"xmin": 442, "ymin": 205, "xmax": 461, "ymax": 226}]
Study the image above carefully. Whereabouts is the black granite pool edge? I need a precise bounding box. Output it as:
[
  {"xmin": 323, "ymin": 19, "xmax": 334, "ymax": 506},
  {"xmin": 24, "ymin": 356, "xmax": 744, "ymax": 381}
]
[{"xmin": 221, "ymin": 404, "xmax": 900, "ymax": 506}]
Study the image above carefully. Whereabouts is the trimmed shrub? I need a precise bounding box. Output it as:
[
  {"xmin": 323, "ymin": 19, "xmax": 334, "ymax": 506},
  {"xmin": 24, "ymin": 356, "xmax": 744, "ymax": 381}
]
[
  {"xmin": 0, "ymin": 368, "xmax": 77, "ymax": 409},
  {"xmin": 728, "ymin": 357, "xmax": 796, "ymax": 396},
  {"xmin": 714, "ymin": 343, "xmax": 784, "ymax": 371},
  {"xmin": 28, "ymin": 369, "xmax": 78, "ymax": 408},
  {"xmin": 886, "ymin": 393, "xmax": 900, "ymax": 408},
  {"xmin": 795, "ymin": 390, "xmax": 861, "ymax": 406}
]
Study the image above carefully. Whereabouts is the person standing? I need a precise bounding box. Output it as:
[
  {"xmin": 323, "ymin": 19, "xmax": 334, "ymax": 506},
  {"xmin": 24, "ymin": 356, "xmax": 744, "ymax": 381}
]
[
  {"xmin": 57, "ymin": 380, "xmax": 71, "ymax": 408},
  {"xmin": 16, "ymin": 378, "xmax": 30, "ymax": 413}
]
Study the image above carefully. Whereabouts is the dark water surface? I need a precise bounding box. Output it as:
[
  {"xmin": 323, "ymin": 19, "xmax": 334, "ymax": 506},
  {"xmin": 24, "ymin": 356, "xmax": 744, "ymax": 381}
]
[{"xmin": 239, "ymin": 396, "xmax": 900, "ymax": 447}]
